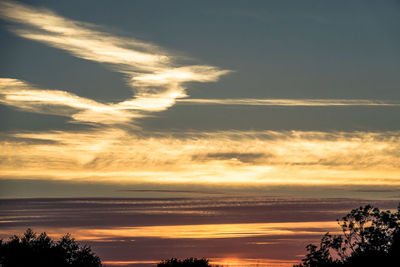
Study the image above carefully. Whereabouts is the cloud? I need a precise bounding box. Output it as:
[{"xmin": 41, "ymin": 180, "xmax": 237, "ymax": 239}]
[
  {"xmin": 80, "ymin": 221, "xmax": 339, "ymax": 239},
  {"xmin": 0, "ymin": 221, "xmax": 339, "ymax": 240},
  {"xmin": 1, "ymin": 0, "xmax": 397, "ymax": 126},
  {"xmin": 0, "ymin": 0, "xmax": 230, "ymax": 123},
  {"xmin": 116, "ymin": 189, "xmax": 224, "ymax": 195},
  {"xmin": 2, "ymin": 77, "xmax": 398, "ymax": 125},
  {"xmin": 177, "ymin": 98, "xmax": 400, "ymax": 106},
  {"xmin": 193, "ymin": 152, "xmax": 269, "ymax": 164},
  {"xmin": 0, "ymin": 1, "xmax": 168, "ymax": 71},
  {"xmin": 0, "ymin": 78, "xmax": 141, "ymax": 124},
  {"xmin": 1, "ymin": 129, "xmax": 400, "ymax": 186}
]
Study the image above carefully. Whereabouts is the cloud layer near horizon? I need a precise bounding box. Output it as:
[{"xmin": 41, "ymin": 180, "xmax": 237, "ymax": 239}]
[{"xmin": 1, "ymin": 129, "xmax": 400, "ymax": 186}]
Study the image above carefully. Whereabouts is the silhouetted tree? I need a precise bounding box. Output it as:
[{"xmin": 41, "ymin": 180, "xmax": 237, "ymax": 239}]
[
  {"xmin": 294, "ymin": 204, "xmax": 400, "ymax": 266},
  {"xmin": 158, "ymin": 257, "xmax": 212, "ymax": 267},
  {"xmin": 0, "ymin": 228, "xmax": 102, "ymax": 267}
]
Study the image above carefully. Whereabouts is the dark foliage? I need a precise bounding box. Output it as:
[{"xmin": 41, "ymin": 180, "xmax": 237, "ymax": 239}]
[
  {"xmin": 294, "ymin": 204, "xmax": 400, "ymax": 267},
  {"xmin": 0, "ymin": 228, "xmax": 102, "ymax": 267},
  {"xmin": 157, "ymin": 258, "xmax": 212, "ymax": 267}
]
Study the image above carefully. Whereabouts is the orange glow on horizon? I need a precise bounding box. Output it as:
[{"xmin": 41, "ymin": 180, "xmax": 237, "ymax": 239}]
[
  {"xmin": 210, "ymin": 257, "xmax": 299, "ymax": 267},
  {"xmin": 0, "ymin": 221, "xmax": 340, "ymax": 241}
]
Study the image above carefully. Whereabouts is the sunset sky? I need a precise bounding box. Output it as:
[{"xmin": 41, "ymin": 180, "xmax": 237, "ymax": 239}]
[
  {"xmin": 1, "ymin": 0, "xmax": 400, "ymax": 198},
  {"xmin": 0, "ymin": 1, "xmax": 399, "ymax": 266}
]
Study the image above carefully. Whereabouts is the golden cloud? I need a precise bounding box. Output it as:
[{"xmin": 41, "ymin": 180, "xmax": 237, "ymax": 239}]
[{"xmin": 1, "ymin": 129, "xmax": 400, "ymax": 186}]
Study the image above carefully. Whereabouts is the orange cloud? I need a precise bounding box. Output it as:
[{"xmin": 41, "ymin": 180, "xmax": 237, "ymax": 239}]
[{"xmin": 1, "ymin": 129, "xmax": 400, "ymax": 186}]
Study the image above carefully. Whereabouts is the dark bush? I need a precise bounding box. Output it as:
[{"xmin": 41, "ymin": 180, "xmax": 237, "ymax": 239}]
[
  {"xmin": 294, "ymin": 204, "xmax": 400, "ymax": 267},
  {"xmin": 0, "ymin": 228, "xmax": 102, "ymax": 267}
]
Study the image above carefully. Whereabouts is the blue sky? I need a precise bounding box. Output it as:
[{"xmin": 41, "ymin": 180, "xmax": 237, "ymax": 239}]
[{"xmin": 1, "ymin": 0, "xmax": 400, "ymax": 132}]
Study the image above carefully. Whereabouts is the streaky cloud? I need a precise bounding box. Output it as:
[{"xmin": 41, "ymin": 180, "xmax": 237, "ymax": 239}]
[
  {"xmin": 2, "ymin": 76, "xmax": 397, "ymax": 126},
  {"xmin": 0, "ymin": 0, "xmax": 230, "ymax": 122},
  {"xmin": 0, "ymin": 1, "xmax": 168, "ymax": 71},
  {"xmin": 0, "ymin": 78, "xmax": 142, "ymax": 124},
  {"xmin": 1, "ymin": 129, "xmax": 400, "ymax": 186},
  {"xmin": 177, "ymin": 98, "xmax": 400, "ymax": 106},
  {"xmin": 0, "ymin": 221, "xmax": 339, "ymax": 240},
  {"xmin": 81, "ymin": 221, "xmax": 339, "ymax": 239},
  {"xmin": 115, "ymin": 189, "xmax": 225, "ymax": 195}
]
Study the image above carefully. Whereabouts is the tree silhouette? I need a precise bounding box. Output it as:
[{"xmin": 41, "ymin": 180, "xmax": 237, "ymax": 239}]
[
  {"xmin": 294, "ymin": 204, "xmax": 400, "ymax": 266},
  {"xmin": 0, "ymin": 228, "xmax": 102, "ymax": 267},
  {"xmin": 158, "ymin": 257, "xmax": 212, "ymax": 267}
]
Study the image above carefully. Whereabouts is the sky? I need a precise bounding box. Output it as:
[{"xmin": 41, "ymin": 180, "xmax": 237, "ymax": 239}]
[
  {"xmin": 1, "ymin": 1, "xmax": 400, "ymax": 266},
  {"xmin": 1, "ymin": 0, "xmax": 400, "ymax": 198}
]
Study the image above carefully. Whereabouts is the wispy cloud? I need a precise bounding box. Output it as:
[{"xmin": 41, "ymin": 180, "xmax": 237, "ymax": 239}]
[
  {"xmin": 0, "ymin": 221, "xmax": 339, "ymax": 240},
  {"xmin": 0, "ymin": 0, "xmax": 230, "ymax": 123},
  {"xmin": 0, "ymin": 1, "xmax": 168, "ymax": 70},
  {"xmin": 2, "ymin": 77, "xmax": 398, "ymax": 125},
  {"xmin": 1, "ymin": 0, "xmax": 397, "ymax": 126},
  {"xmin": 115, "ymin": 189, "xmax": 224, "ymax": 195},
  {"xmin": 1, "ymin": 129, "xmax": 400, "ymax": 186},
  {"xmin": 82, "ymin": 221, "xmax": 339, "ymax": 239},
  {"xmin": 177, "ymin": 98, "xmax": 400, "ymax": 106},
  {"xmin": 0, "ymin": 78, "xmax": 143, "ymax": 124}
]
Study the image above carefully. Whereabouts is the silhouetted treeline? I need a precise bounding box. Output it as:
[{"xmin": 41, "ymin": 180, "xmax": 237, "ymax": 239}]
[
  {"xmin": 294, "ymin": 204, "xmax": 400, "ymax": 267},
  {"xmin": 0, "ymin": 228, "xmax": 102, "ymax": 267}
]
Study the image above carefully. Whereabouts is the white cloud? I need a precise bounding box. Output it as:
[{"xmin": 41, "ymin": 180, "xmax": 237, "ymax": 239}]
[
  {"xmin": 0, "ymin": 78, "xmax": 141, "ymax": 124},
  {"xmin": 177, "ymin": 98, "xmax": 400, "ymax": 106},
  {"xmin": 0, "ymin": 0, "xmax": 230, "ymax": 122}
]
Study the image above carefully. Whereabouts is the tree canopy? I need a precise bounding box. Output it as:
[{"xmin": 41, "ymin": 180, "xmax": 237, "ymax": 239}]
[
  {"xmin": 0, "ymin": 228, "xmax": 102, "ymax": 267},
  {"xmin": 294, "ymin": 204, "xmax": 400, "ymax": 267}
]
